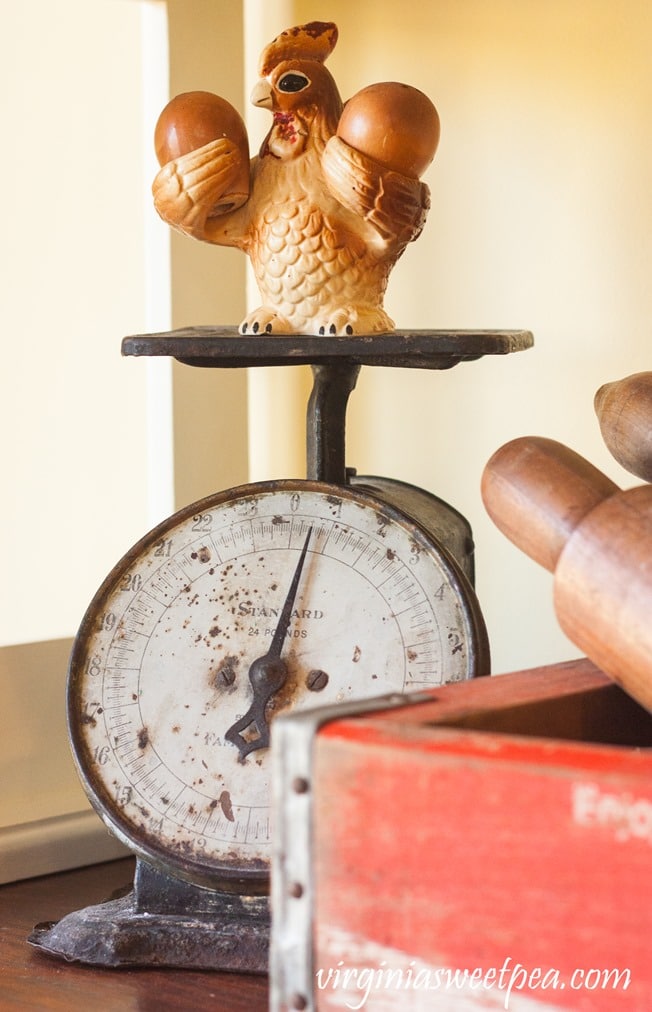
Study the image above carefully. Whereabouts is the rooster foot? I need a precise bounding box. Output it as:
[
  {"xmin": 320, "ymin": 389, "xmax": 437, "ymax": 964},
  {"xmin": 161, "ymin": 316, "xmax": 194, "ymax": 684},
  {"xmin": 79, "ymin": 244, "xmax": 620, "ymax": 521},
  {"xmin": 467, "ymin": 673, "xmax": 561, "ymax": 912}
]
[
  {"xmin": 239, "ymin": 309, "xmax": 293, "ymax": 335},
  {"xmin": 314, "ymin": 307, "xmax": 394, "ymax": 337}
]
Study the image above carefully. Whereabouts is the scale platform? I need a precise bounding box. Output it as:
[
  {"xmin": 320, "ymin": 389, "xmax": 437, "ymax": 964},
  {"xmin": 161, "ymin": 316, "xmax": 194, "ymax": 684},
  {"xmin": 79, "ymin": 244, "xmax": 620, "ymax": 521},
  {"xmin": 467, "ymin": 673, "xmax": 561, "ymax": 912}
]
[{"xmin": 121, "ymin": 326, "xmax": 533, "ymax": 370}]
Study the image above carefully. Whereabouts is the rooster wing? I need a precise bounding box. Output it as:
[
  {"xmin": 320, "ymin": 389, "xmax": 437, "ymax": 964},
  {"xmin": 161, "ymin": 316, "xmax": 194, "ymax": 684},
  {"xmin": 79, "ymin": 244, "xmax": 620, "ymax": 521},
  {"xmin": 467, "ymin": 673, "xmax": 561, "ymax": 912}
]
[{"xmin": 322, "ymin": 135, "xmax": 430, "ymax": 249}]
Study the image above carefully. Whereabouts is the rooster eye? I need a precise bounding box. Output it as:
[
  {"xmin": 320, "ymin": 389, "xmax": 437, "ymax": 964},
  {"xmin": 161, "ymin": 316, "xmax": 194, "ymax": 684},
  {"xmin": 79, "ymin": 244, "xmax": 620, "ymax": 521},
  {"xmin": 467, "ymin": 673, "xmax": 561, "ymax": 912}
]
[{"xmin": 277, "ymin": 72, "xmax": 310, "ymax": 93}]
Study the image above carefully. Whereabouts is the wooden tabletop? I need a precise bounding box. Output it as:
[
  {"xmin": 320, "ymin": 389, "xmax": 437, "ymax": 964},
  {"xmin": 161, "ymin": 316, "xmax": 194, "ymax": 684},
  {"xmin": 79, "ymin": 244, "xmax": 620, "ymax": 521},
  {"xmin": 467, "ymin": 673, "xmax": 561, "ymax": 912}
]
[{"xmin": 0, "ymin": 858, "xmax": 269, "ymax": 1011}]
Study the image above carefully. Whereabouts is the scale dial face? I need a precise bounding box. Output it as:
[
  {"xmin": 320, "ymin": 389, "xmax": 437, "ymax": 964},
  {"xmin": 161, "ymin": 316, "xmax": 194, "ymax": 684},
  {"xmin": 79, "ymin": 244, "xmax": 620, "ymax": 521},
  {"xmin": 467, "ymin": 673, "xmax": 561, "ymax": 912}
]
[{"xmin": 69, "ymin": 480, "xmax": 485, "ymax": 889}]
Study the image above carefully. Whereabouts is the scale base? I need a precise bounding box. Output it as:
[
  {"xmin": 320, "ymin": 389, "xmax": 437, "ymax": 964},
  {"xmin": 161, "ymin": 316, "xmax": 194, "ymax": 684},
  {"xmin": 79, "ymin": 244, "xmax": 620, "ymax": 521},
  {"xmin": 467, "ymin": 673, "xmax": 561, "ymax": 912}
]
[{"xmin": 28, "ymin": 859, "xmax": 269, "ymax": 973}]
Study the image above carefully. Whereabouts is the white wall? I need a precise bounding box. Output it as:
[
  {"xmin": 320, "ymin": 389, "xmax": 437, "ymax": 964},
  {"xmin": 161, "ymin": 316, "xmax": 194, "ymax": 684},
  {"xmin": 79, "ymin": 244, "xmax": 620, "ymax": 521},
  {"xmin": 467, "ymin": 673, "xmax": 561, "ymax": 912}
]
[{"xmin": 0, "ymin": 0, "xmax": 158, "ymax": 646}]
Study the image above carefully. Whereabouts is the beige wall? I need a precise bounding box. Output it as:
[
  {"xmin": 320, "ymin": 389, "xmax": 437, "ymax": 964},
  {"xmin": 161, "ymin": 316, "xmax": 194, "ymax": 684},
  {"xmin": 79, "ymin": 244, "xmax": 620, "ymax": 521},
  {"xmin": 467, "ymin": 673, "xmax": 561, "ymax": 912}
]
[{"xmin": 249, "ymin": 0, "xmax": 652, "ymax": 673}]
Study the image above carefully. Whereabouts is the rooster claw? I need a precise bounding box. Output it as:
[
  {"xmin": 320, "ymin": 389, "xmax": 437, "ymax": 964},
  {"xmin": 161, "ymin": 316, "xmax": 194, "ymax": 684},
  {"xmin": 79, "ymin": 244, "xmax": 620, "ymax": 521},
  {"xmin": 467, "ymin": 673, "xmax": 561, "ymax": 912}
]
[
  {"xmin": 314, "ymin": 308, "xmax": 394, "ymax": 337},
  {"xmin": 239, "ymin": 309, "xmax": 293, "ymax": 335},
  {"xmin": 317, "ymin": 321, "xmax": 354, "ymax": 337},
  {"xmin": 239, "ymin": 306, "xmax": 394, "ymax": 338}
]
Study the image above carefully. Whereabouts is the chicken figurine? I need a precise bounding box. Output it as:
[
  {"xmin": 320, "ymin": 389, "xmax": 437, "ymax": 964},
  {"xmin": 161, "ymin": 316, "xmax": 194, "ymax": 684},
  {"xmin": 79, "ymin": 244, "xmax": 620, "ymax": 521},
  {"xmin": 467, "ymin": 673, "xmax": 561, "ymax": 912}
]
[{"xmin": 153, "ymin": 21, "xmax": 439, "ymax": 336}]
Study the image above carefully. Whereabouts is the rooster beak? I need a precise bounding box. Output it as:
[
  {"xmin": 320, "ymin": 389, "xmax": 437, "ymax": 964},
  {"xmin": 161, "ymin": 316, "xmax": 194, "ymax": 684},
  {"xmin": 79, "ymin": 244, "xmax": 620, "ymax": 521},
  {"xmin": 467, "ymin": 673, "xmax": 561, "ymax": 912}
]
[{"xmin": 251, "ymin": 79, "xmax": 273, "ymax": 109}]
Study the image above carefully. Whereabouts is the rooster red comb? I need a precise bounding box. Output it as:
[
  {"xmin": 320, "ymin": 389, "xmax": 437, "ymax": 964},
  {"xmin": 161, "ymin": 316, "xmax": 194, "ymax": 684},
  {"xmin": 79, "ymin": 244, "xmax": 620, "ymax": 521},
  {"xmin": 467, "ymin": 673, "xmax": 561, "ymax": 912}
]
[{"xmin": 259, "ymin": 21, "xmax": 338, "ymax": 75}]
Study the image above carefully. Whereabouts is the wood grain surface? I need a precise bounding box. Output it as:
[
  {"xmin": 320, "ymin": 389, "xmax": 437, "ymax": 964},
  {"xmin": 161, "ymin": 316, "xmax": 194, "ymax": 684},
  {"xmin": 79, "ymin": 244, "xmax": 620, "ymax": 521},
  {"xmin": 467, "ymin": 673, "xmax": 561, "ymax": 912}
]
[
  {"xmin": 482, "ymin": 436, "xmax": 652, "ymax": 712},
  {"xmin": 310, "ymin": 660, "xmax": 652, "ymax": 1010},
  {"xmin": 481, "ymin": 436, "xmax": 618, "ymax": 571},
  {"xmin": 595, "ymin": 372, "xmax": 652, "ymax": 481}
]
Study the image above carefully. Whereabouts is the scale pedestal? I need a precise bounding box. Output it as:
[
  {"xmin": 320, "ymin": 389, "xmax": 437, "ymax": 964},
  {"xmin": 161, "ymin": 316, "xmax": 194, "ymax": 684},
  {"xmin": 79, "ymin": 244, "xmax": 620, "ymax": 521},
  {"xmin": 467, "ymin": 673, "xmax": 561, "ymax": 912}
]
[
  {"xmin": 31, "ymin": 860, "xmax": 269, "ymax": 971},
  {"xmin": 29, "ymin": 328, "xmax": 532, "ymax": 971},
  {"xmin": 121, "ymin": 327, "xmax": 533, "ymax": 485}
]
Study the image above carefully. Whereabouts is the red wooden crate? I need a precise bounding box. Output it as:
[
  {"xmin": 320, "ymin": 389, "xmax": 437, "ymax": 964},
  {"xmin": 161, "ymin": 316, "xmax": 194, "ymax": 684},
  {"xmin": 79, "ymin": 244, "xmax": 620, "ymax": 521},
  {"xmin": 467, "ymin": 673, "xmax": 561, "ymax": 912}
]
[{"xmin": 271, "ymin": 658, "xmax": 652, "ymax": 1011}]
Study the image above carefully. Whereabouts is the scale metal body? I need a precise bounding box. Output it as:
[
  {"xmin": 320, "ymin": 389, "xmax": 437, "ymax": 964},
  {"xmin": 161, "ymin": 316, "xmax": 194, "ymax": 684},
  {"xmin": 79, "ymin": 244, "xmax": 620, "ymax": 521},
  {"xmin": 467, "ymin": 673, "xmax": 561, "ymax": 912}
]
[{"xmin": 30, "ymin": 329, "xmax": 531, "ymax": 971}]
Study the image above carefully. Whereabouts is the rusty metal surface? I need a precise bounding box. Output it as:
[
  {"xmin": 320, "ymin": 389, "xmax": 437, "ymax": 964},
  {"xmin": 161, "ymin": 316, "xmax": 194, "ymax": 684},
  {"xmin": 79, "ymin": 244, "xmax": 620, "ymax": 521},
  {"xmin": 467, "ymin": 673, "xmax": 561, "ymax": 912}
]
[
  {"xmin": 121, "ymin": 327, "xmax": 533, "ymax": 370},
  {"xmin": 52, "ymin": 324, "xmax": 519, "ymax": 976},
  {"xmin": 351, "ymin": 474, "xmax": 477, "ymax": 584},
  {"xmin": 306, "ymin": 362, "xmax": 360, "ymax": 483},
  {"xmin": 28, "ymin": 859, "xmax": 270, "ymax": 971},
  {"xmin": 67, "ymin": 478, "xmax": 489, "ymax": 899}
]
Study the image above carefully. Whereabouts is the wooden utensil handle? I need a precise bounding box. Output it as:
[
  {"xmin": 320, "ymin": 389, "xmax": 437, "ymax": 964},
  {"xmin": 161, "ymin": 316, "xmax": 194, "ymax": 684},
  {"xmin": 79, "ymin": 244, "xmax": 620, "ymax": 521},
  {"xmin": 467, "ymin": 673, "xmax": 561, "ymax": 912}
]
[
  {"xmin": 481, "ymin": 436, "xmax": 619, "ymax": 572},
  {"xmin": 482, "ymin": 435, "xmax": 652, "ymax": 712},
  {"xmin": 554, "ymin": 484, "xmax": 652, "ymax": 711},
  {"xmin": 594, "ymin": 372, "xmax": 652, "ymax": 482}
]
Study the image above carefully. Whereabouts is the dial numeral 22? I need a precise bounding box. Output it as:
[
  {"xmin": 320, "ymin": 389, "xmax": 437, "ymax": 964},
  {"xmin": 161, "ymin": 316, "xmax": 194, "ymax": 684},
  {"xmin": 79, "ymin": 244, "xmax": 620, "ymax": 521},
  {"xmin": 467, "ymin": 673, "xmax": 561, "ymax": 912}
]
[{"xmin": 192, "ymin": 513, "xmax": 212, "ymax": 532}]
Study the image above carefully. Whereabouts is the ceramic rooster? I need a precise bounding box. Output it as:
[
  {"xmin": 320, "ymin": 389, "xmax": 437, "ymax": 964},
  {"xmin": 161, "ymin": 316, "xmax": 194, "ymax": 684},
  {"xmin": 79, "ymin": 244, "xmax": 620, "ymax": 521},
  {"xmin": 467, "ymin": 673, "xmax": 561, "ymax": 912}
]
[{"xmin": 152, "ymin": 21, "xmax": 437, "ymax": 336}]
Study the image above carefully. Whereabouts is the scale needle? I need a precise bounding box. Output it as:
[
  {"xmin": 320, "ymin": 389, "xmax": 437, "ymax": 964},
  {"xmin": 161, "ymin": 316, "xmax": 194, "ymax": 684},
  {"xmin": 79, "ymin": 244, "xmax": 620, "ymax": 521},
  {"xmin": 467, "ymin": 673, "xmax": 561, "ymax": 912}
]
[{"xmin": 224, "ymin": 526, "xmax": 313, "ymax": 760}]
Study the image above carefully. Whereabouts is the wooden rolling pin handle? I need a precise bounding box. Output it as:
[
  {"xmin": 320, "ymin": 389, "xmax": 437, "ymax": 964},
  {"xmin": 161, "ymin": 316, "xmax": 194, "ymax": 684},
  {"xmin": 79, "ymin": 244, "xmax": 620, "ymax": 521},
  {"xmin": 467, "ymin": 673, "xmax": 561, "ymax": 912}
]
[
  {"xmin": 554, "ymin": 484, "xmax": 652, "ymax": 712},
  {"xmin": 481, "ymin": 436, "xmax": 619, "ymax": 572},
  {"xmin": 594, "ymin": 372, "xmax": 652, "ymax": 482},
  {"xmin": 482, "ymin": 435, "xmax": 652, "ymax": 713}
]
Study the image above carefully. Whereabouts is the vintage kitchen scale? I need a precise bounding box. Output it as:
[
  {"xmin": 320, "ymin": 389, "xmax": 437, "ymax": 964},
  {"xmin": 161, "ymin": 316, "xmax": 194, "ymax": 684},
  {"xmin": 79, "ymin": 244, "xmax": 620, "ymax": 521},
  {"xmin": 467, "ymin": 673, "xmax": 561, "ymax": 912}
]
[
  {"xmin": 29, "ymin": 15, "xmax": 533, "ymax": 974},
  {"xmin": 29, "ymin": 327, "xmax": 531, "ymax": 972}
]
